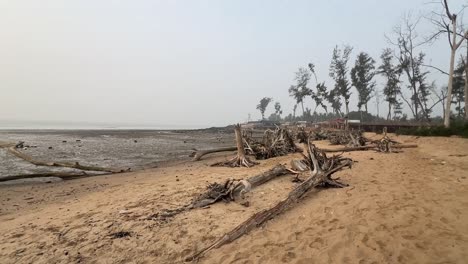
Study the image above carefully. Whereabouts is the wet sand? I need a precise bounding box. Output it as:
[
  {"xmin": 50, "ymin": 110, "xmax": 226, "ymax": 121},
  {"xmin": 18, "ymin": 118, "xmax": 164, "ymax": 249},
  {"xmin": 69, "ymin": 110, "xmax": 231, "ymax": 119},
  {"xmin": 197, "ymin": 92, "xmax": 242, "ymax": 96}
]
[{"xmin": 0, "ymin": 133, "xmax": 468, "ymax": 263}]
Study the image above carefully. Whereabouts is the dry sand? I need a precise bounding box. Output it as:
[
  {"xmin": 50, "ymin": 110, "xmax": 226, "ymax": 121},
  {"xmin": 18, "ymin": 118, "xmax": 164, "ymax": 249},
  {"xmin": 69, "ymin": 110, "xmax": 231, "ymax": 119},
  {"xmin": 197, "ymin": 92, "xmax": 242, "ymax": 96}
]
[{"xmin": 1, "ymin": 133, "xmax": 468, "ymax": 264}]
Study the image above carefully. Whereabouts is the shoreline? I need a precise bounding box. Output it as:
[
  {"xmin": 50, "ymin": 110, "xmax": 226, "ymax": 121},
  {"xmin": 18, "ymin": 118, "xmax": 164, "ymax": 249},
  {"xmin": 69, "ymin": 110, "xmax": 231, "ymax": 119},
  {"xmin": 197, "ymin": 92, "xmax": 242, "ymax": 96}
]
[{"xmin": 0, "ymin": 128, "xmax": 234, "ymax": 181}]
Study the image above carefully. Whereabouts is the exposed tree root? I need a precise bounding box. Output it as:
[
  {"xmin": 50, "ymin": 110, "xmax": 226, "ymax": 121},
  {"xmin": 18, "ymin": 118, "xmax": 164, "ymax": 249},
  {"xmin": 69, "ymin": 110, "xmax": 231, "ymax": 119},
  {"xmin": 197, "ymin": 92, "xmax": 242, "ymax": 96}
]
[
  {"xmin": 185, "ymin": 142, "xmax": 353, "ymax": 262},
  {"xmin": 211, "ymin": 124, "xmax": 259, "ymax": 167},
  {"xmin": 211, "ymin": 155, "xmax": 258, "ymax": 167},
  {"xmin": 152, "ymin": 164, "xmax": 291, "ymax": 221},
  {"xmin": 247, "ymin": 127, "xmax": 303, "ymax": 160}
]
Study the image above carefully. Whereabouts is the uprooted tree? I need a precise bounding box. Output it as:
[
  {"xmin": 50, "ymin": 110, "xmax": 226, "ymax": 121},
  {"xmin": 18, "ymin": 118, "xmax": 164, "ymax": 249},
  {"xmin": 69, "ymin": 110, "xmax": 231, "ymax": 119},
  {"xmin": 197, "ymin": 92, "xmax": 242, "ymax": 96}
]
[
  {"xmin": 201, "ymin": 124, "xmax": 301, "ymax": 166},
  {"xmin": 212, "ymin": 124, "xmax": 259, "ymax": 167},
  {"xmin": 186, "ymin": 142, "xmax": 353, "ymax": 261},
  {"xmin": 151, "ymin": 164, "xmax": 292, "ymax": 222}
]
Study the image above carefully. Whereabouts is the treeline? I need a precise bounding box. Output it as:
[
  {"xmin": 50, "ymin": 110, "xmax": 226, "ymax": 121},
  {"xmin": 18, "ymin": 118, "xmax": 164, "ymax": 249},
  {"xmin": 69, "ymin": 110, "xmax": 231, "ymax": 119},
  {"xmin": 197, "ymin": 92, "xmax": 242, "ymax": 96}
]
[{"xmin": 255, "ymin": 1, "xmax": 467, "ymax": 126}]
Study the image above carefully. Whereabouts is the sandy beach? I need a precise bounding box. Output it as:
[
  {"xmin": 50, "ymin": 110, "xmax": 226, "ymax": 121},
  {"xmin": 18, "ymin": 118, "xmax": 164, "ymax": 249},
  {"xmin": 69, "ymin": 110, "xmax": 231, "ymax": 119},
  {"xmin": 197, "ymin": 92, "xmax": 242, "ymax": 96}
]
[{"xmin": 1, "ymin": 133, "xmax": 468, "ymax": 263}]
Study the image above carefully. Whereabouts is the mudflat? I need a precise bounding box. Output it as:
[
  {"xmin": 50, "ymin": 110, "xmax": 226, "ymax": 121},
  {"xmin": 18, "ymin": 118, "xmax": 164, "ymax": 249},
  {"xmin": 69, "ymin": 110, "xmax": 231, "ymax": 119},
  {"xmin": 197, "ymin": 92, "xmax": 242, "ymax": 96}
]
[
  {"xmin": 0, "ymin": 129, "xmax": 234, "ymax": 180},
  {"xmin": 0, "ymin": 133, "xmax": 468, "ymax": 263}
]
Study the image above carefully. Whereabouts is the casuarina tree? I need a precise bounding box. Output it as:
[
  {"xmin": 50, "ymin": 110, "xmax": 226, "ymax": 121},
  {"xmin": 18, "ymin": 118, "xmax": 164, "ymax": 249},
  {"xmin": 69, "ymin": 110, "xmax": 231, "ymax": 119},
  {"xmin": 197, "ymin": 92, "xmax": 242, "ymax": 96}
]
[
  {"xmin": 257, "ymin": 97, "xmax": 272, "ymax": 120},
  {"xmin": 329, "ymin": 45, "xmax": 353, "ymax": 121},
  {"xmin": 351, "ymin": 52, "xmax": 376, "ymax": 114},
  {"xmin": 289, "ymin": 68, "xmax": 312, "ymax": 118}
]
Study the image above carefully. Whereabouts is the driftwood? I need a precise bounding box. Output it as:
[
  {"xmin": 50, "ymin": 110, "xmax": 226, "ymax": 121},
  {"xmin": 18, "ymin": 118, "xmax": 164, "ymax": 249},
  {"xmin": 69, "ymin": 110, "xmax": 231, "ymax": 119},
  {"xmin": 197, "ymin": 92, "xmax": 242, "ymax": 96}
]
[
  {"xmin": 320, "ymin": 144, "xmax": 418, "ymax": 153},
  {"xmin": 212, "ymin": 124, "xmax": 258, "ymax": 167},
  {"xmin": 5, "ymin": 146, "xmax": 126, "ymax": 173},
  {"xmin": 191, "ymin": 146, "xmax": 237, "ymax": 161},
  {"xmin": 185, "ymin": 143, "xmax": 353, "ymax": 261},
  {"xmin": 328, "ymin": 130, "xmax": 366, "ymax": 147},
  {"xmin": 246, "ymin": 127, "xmax": 302, "ymax": 160},
  {"xmin": 0, "ymin": 171, "xmax": 107, "ymax": 182},
  {"xmin": 153, "ymin": 164, "xmax": 291, "ymax": 221}
]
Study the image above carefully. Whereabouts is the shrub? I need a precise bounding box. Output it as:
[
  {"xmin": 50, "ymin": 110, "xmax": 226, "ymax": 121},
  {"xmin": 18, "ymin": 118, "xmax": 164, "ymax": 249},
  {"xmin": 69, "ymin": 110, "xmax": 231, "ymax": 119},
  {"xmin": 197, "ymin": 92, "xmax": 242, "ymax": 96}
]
[{"xmin": 396, "ymin": 121, "xmax": 468, "ymax": 138}]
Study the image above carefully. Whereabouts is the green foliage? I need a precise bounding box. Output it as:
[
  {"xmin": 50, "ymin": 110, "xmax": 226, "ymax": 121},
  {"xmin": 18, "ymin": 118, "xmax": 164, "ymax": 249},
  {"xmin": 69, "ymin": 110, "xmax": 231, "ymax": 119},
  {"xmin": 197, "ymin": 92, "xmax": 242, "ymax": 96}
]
[
  {"xmin": 256, "ymin": 97, "xmax": 273, "ymax": 120},
  {"xmin": 288, "ymin": 68, "xmax": 312, "ymax": 115},
  {"xmin": 351, "ymin": 52, "xmax": 376, "ymax": 112},
  {"xmin": 274, "ymin": 102, "xmax": 282, "ymax": 116},
  {"xmin": 308, "ymin": 63, "xmax": 328, "ymax": 113},
  {"xmin": 378, "ymin": 48, "xmax": 403, "ymax": 120},
  {"xmin": 396, "ymin": 121, "xmax": 468, "ymax": 138},
  {"xmin": 329, "ymin": 45, "xmax": 353, "ymax": 115}
]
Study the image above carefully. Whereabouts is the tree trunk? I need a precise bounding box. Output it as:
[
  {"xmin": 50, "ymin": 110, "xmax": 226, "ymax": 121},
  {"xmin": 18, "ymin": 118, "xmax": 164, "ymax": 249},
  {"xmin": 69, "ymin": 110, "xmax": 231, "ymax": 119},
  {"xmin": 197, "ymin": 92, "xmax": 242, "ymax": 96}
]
[
  {"xmin": 191, "ymin": 146, "xmax": 237, "ymax": 161},
  {"xmin": 154, "ymin": 165, "xmax": 291, "ymax": 221},
  {"xmin": 464, "ymin": 44, "xmax": 468, "ymax": 122},
  {"xmin": 300, "ymin": 101, "xmax": 305, "ymax": 118},
  {"xmin": 6, "ymin": 146, "xmax": 124, "ymax": 173},
  {"xmin": 444, "ymin": 20, "xmax": 458, "ymax": 127},
  {"xmin": 387, "ymin": 103, "xmax": 392, "ymax": 120},
  {"xmin": 211, "ymin": 124, "xmax": 257, "ymax": 167},
  {"xmin": 0, "ymin": 171, "xmax": 106, "ymax": 182},
  {"xmin": 345, "ymin": 101, "xmax": 349, "ymax": 130}
]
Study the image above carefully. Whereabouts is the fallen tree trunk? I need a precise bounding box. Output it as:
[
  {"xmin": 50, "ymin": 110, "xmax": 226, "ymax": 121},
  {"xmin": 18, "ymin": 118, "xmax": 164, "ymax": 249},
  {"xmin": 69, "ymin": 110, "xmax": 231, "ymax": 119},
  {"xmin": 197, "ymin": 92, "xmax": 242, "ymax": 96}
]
[
  {"xmin": 320, "ymin": 144, "xmax": 418, "ymax": 153},
  {"xmin": 0, "ymin": 171, "xmax": 107, "ymax": 182},
  {"xmin": 185, "ymin": 143, "xmax": 353, "ymax": 261},
  {"xmin": 6, "ymin": 146, "xmax": 126, "ymax": 173},
  {"xmin": 191, "ymin": 146, "xmax": 237, "ymax": 161},
  {"xmin": 153, "ymin": 164, "xmax": 291, "ymax": 221}
]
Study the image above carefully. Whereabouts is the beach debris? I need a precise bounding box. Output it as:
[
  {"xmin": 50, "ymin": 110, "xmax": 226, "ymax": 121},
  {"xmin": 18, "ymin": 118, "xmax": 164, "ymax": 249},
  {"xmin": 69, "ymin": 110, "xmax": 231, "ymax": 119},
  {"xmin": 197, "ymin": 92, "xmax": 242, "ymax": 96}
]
[
  {"xmin": 190, "ymin": 146, "xmax": 237, "ymax": 161},
  {"xmin": 5, "ymin": 144, "xmax": 127, "ymax": 173},
  {"xmin": 244, "ymin": 127, "xmax": 302, "ymax": 160},
  {"xmin": 0, "ymin": 142, "xmax": 130, "ymax": 182},
  {"xmin": 211, "ymin": 124, "xmax": 258, "ymax": 167},
  {"xmin": 296, "ymin": 128, "xmax": 310, "ymax": 143},
  {"xmin": 0, "ymin": 172, "xmax": 94, "ymax": 183},
  {"xmin": 186, "ymin": 142, "xmax": 353, "ymax": 261},
  {"xmin": 192, "ymin": 125, "xmax": 300, "ymax": 163},
  {"xmin": 314, "ymin": 128, "xmax": 417, "ymax": 153},
  {"xmin": 110, "ymin": 231, "xmax": 131, "ymax": 239},
  {"xmin": 151, "ymin": 164, "xmax": 291, "ymax": 221}
]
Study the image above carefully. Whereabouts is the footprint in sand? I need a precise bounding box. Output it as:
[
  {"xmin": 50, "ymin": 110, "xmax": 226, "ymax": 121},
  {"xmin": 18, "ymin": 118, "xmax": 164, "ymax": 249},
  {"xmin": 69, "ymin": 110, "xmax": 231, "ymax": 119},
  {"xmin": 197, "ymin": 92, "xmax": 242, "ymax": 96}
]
[
  {"xmin": 308, "ymin": 237, "xmax": 325, "ymax": 249},
  {"xmin": 281, "ymin": 251, "xmax": 297, "ymax": 262}
]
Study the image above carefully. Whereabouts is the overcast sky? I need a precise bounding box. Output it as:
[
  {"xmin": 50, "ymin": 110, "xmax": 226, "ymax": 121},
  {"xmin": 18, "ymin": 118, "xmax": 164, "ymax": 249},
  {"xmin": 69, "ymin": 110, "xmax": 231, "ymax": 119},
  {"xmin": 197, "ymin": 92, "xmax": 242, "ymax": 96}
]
[{"xmin": 1, "ymin": 0, "xmax": 466, "ymax": 128}]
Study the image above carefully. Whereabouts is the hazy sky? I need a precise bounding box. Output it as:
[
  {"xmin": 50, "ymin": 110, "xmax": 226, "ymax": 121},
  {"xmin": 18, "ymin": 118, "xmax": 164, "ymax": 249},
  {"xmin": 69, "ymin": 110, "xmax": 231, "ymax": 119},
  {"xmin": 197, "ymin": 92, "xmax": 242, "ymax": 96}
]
[{"xmin": 1, "ymin": 0, "xmax": 466, "ymax": 128}]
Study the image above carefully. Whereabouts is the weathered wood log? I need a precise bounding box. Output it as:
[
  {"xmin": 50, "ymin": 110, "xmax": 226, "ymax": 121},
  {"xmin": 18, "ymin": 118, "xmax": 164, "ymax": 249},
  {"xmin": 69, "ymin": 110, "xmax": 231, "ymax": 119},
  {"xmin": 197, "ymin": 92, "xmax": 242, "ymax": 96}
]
[
  {"xmin": 320, "ymin": 144, "xmax": 418, "ymax": 153},
  {"xmin": 243, "ymin": 164, "xmax": 291, "ymax": 188},
  {"xmin": 185, "ymin": 143, "xmax": 353, "ymax": 261},
  {"xmin": 0, "ymin": 171, "xmax": 107, "ymax": 182},
  {"xmin": 191, "ymin": 146, "xmax": 237, "ymax": 161},
  {"xmin": 154, "ymin": 164, "xmax": 291, "ymax": 220},
  {"xmin": 6, "ymin": 146, "xmax": 126, "ymax": 173},
  {"xmin": 212, "ymin": 124, "xmax": 258, "ymax": 167}
]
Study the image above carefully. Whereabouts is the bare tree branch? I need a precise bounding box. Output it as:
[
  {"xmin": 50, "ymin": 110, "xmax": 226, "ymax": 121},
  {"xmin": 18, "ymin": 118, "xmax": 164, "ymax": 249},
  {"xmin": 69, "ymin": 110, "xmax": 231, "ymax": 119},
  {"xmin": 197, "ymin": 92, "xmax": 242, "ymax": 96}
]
[{"xmin": 422, "ymin": 63, "xmax": 449, "ymax": 75}]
